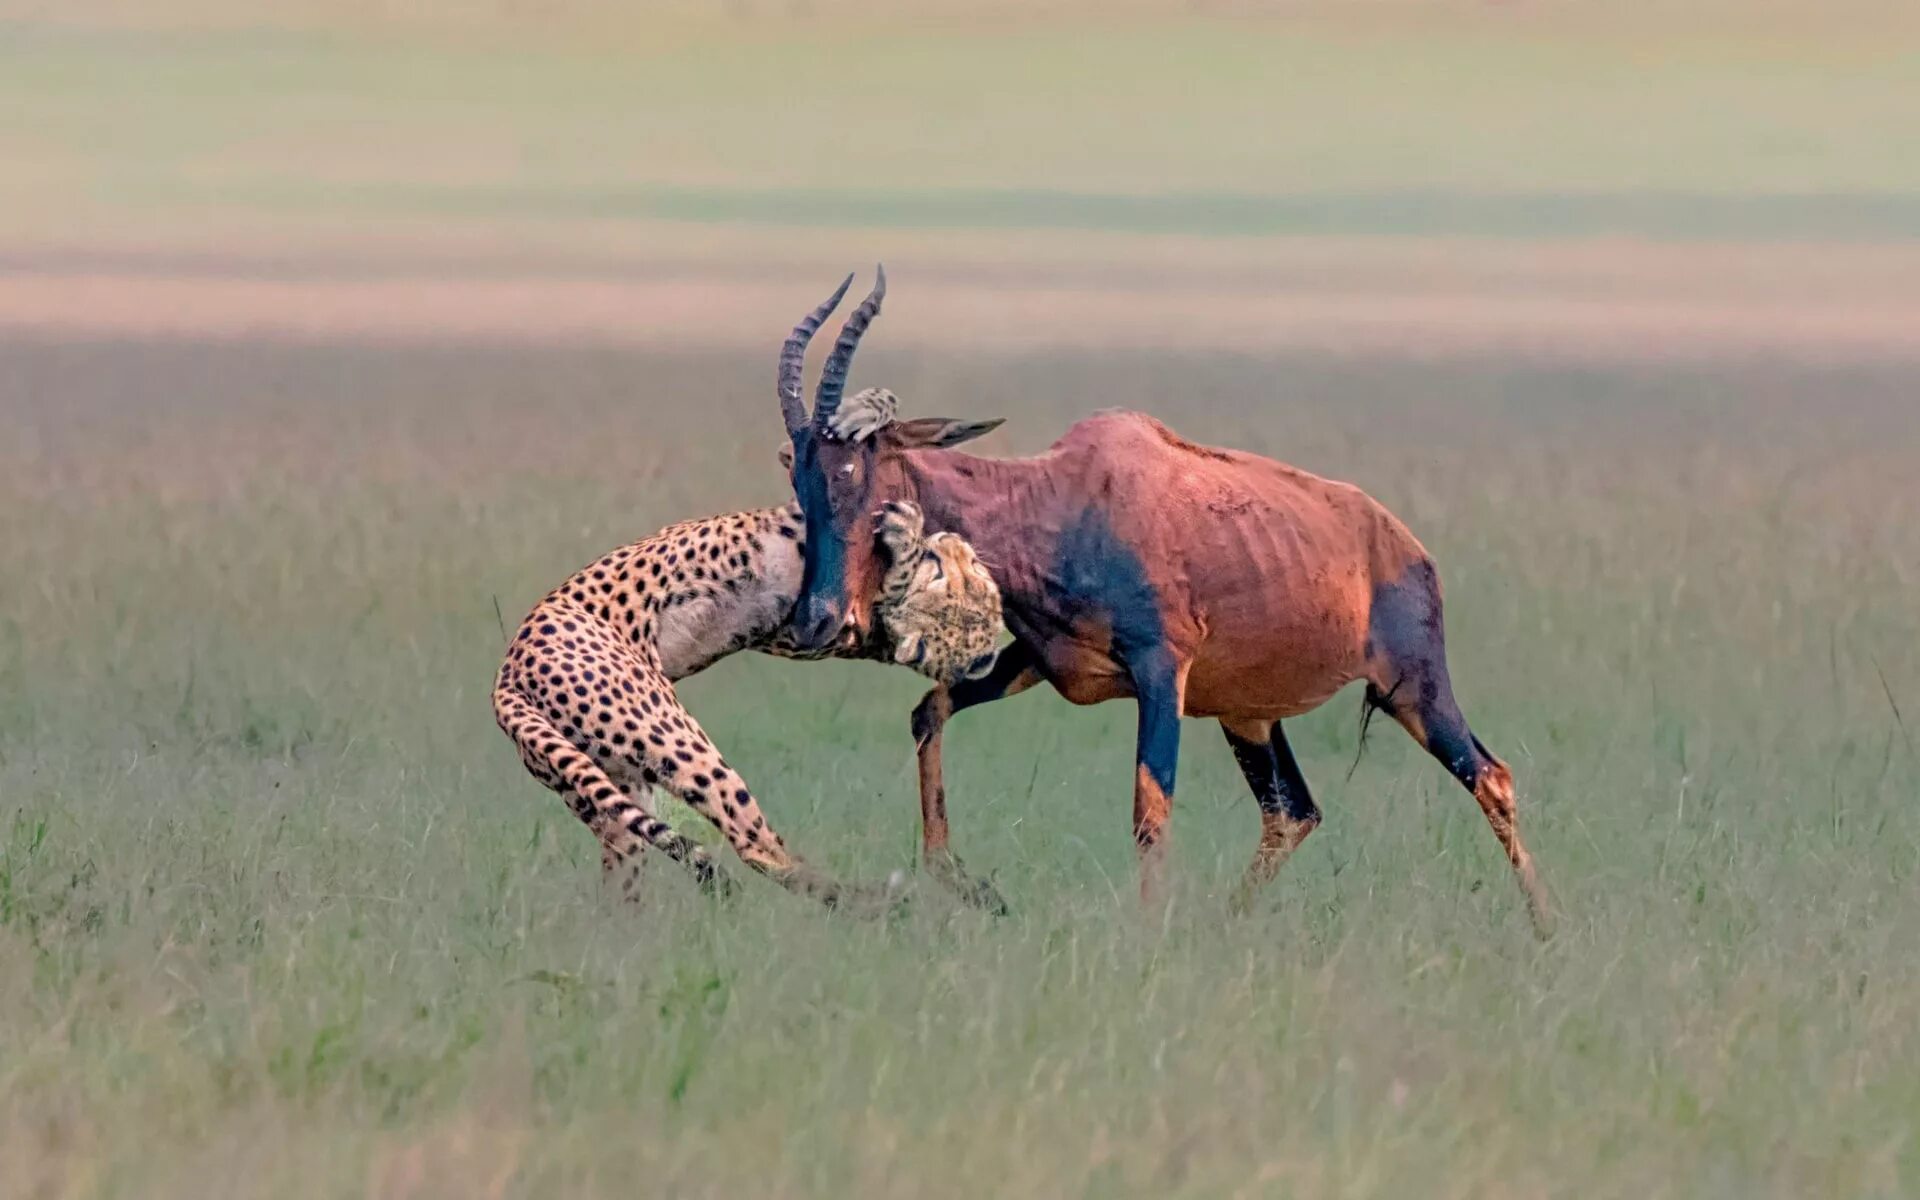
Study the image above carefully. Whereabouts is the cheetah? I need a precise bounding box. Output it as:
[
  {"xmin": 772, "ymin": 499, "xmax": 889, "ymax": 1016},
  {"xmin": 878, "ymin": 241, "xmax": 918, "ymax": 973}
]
[{"xmin": 493, "ymin": 354, "xmax": 1003, "ymax": 909}]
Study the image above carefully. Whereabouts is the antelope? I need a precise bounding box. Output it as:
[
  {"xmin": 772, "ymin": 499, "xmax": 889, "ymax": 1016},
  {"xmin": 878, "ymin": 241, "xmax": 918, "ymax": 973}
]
[
  {"xmin": 492, "ymin": 278, "xmax": 1002, "ymax": 911},
  {"xmin": 777, "ymin": 270, "xmax": 1553, "ymax": 934}
]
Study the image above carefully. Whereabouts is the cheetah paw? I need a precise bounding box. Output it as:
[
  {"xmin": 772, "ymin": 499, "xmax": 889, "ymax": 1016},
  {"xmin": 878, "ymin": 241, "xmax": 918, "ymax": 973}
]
[{"xmin": 875, "ymin": 500, "xmax": 926, "ymax": 563}]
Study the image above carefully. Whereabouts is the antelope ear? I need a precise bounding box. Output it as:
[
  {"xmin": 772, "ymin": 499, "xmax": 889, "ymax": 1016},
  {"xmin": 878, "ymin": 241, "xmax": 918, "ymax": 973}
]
[
  {"xmin": 889, "ymin": 417, "xmax": 1005, "ymax": 449},
  {"xmin": 776, "ymin": 440, "xmax": 795, "ymax": 470}
]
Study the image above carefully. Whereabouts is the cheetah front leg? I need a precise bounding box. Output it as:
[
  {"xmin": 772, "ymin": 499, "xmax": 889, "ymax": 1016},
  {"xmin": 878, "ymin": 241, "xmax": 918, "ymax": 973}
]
[
  {"xmin": 606, "ymin": 669, "xmax": 907, "ymax": 915},
  {"xmin": 874, "ymin": 500, "xmax": 936, "ymax": 670}
]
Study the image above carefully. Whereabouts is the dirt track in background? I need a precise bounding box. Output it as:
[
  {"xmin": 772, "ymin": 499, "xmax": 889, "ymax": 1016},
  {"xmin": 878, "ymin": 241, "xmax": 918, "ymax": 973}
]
[{"xmin": 6, "ymin": 237, "xmax": 1920, "ymax": 362}]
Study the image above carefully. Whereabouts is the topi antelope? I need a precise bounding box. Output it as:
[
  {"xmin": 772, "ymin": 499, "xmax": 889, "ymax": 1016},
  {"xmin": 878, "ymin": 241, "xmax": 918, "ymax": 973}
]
[
  {"xmin": 492, "ymin": 278, "xmax": 1002, "ymax": 911},
  {"xmin": 777, "ymin": 269, "xmax": 1552, "ymax": 934}
]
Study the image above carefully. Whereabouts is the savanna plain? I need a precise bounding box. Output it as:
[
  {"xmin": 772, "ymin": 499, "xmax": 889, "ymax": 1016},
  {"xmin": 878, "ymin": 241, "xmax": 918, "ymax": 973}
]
[{"xmin": 2, "ymin": 4, "xmax": 1919, "ymax": 1198}]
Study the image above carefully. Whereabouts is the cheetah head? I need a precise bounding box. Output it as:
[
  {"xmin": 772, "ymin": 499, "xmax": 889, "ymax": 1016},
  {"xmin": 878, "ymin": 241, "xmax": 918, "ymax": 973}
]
[
  {"xmin": 873, "ymin": 501, "xmax": 1003, "ymax": 686},
  {"xmin": 774, "ymin": 387, "xmax": 1003, "ymax": 684}
]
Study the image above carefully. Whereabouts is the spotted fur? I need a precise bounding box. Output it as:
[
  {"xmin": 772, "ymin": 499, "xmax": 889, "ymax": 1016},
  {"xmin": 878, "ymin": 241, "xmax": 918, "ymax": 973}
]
[
  {"xmin": 824, "ymin": 386, "xmax": 899, "ymax": 444},
  {"xmin": 492, "ymin": 500, "xmax": 1001, "ymax": 909},
  {"xmin": 874, "ymin": 499, "xmax": 1002, "ymax": 684}
]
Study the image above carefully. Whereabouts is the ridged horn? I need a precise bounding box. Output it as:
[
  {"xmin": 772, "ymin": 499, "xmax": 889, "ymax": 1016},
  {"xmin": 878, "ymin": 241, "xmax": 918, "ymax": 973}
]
[
  {"xmin": 779, "ymin": 273, "xmax": 855, "ymax": 436},
  {"xmin": 813, "ymin": 265, "xmax": 887, "ymax": 436}
]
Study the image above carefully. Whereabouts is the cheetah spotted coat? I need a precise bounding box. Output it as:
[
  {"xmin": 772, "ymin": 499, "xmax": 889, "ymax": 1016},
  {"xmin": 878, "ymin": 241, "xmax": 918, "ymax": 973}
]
[{"xmin": 492, "ymin": 499, "xmax": 1001, "ymax": 908}]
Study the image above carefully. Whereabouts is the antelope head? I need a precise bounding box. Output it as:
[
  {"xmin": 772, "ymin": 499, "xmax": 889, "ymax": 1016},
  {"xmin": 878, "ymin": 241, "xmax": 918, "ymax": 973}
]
[{"xmin": 777, "ymin": 268, "xmax": 1003, "ymax": 651}]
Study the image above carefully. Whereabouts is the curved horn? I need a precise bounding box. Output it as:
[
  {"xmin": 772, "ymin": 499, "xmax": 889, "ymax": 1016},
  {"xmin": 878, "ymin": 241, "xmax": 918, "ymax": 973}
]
[
  {"xmin": 813, "ymin": 265, "xmax": 886, "ymax": 435},
  {"xmin": 779, "ymin": 273, "xmax": 855, "ymax": 436}
]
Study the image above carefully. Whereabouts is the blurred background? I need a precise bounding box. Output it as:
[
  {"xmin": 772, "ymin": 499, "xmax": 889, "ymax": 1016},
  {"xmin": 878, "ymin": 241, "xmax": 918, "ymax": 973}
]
[
  {"xmin": 4, "ymin": 0, "xmax": 1918, "ymax": 356},
  {"xmin": 3, "ymin": 4, "xmax": 1918, "ymax": 1197}
]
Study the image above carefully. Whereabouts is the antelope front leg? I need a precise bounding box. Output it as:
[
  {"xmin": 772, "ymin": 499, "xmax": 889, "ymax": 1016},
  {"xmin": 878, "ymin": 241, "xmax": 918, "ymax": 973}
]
[
  {"xmin": 909, "ymin": 643, "xmax": 1043, "ymax": 914},
  {"xmin": 1127, "ymin": 649, "xmax": 1190, "ymax": 906},
  {"xmin": 911, "ymin": 684, "xmax": 996, "ymax": 912}
]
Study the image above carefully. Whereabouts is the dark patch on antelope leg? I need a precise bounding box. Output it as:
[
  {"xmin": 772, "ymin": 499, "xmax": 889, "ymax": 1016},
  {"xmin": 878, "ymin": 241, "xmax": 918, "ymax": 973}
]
[
  {"xmin": 909, "ymin": 641, "xmax": 1043, "ymax": 916},
  {"xmin": 1366, "ymin": 559, "xmax": 1553, "ymax": 937},
  {"xmin": 1048, "ymin": 507, "xmax": 1184, "ymax": 903},
  {"xmin": 911, "ymin": 640, "xmax": 1042, "ymax": 746},
  {"xmin": 1365, "ymin": 559, "xmax": 1448, "ymax": 718},
  {"xmin": 1050, "ymin": 507, "xmax": 1167, "ymax": 659},
  {"xmin": 1128, "ymin": 647, "xmax": 1185, "ymax": 904},
  {"xmin": 1223, "ymin": 720, "xmax": 1321, "ymax": 912}
]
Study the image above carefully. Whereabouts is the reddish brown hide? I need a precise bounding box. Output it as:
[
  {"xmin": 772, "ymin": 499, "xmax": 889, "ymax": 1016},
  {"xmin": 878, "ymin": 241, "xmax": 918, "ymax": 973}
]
[{"xmin": 782, "ymin": 273, "xmax": 1552, "ymax": 934}]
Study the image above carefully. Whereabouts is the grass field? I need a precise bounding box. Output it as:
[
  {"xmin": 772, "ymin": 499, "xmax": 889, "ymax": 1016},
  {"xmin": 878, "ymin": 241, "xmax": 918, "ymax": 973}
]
[
  {"xmin": 3, "ymin": 2, "xmax": 1919, "ymax": 1197},
  {"xmin": 3, "ymin": 340, "xmax": 1917, "ymax": 1197}
]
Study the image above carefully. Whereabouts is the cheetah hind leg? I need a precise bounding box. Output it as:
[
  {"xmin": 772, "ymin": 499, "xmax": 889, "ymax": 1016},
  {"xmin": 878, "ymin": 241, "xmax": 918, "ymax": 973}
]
[
  {"xmin": 633, "ymin": 735, "xmax": 912, "ymax": 918},
  {"xmin": 611, "ymin": 689, "xmax": 911, "ymax": 917},
  {"xmin": 495, "ymin": 688, "xmax": 736, "ymax": 899},
  {"xmin": 512, "ymin": 752, "xmax": 657, "ymax": 902}
]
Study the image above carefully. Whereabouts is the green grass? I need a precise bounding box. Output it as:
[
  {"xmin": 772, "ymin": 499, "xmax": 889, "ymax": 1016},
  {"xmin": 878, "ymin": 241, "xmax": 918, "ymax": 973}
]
[{"xmin": 2, "ymin": 340, "xmax": 1917, "ymax": 1197}]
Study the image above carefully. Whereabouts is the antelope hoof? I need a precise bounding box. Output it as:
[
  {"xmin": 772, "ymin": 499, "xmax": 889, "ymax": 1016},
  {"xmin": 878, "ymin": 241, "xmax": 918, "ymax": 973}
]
[
  {"xmin": 827, "ymin": 871, "xmax": 916, "ymax": 920},
  {"xmin": 882, "ymin": 869, "xmax": 917, "ymax": 917}
]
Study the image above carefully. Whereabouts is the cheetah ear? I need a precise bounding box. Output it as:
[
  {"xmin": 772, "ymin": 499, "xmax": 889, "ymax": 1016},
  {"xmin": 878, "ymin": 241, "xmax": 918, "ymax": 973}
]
[
  {"xmin": 893, "ymin": 632, "xmax": 925, "ymax": 667},
  {"xmin": 888, "ymin": 417, "xmax": 1005, "ymax": 450},
  {"xmin": 777, "ymin": 440, "xmax": 795, "ymax": 471}
]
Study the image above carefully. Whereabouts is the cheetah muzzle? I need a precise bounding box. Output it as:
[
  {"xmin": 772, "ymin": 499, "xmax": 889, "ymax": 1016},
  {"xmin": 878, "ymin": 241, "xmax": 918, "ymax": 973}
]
[{"xmin": 873, "ymin": 500, "xmax": 1003, "ymax": 687}]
